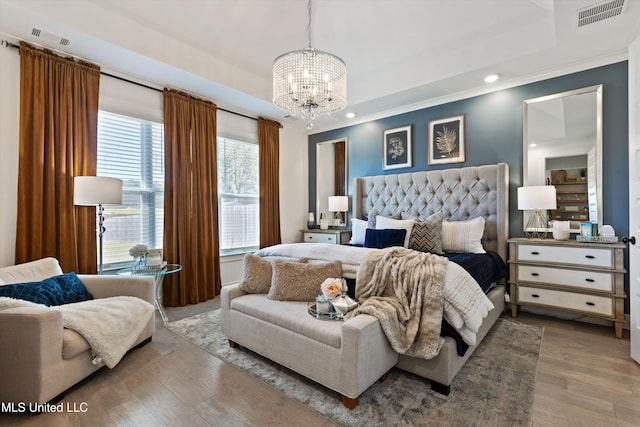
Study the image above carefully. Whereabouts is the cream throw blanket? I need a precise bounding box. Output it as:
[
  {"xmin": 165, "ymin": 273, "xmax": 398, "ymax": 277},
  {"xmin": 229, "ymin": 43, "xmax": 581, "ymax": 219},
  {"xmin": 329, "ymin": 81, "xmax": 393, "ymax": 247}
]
[
  {"xmin": 345, "ymin": 248, "xmax": 448, "ymax": 359},
  {"xmin": 0, "ymin": 296, "xmax": 154, "ymax": 368}
]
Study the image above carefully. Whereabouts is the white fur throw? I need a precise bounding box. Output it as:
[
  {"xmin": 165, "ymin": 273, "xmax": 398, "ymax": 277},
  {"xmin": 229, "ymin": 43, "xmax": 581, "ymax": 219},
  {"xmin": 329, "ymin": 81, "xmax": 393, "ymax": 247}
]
[
  {"xmin": 0, "ymin": 296, "xmax": 153, "ymax": 368},
  {"xmin": 346, "ymin": 247, "xmax": 448, "ymax": 359},
  {"xmin": 57, "ymin": 297, "xmax": 153, "ymax": 368}
]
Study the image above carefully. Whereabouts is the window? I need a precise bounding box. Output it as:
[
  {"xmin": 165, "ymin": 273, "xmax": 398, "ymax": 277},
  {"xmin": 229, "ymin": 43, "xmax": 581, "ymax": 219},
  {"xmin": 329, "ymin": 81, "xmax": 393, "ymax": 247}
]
[
  {"xmin": 97, "ymin": 111, "xmax": 165, "ymax": 267},
  {"xmin": 217, "ymin": 137, "xmax": 259, "ymax": 254}
]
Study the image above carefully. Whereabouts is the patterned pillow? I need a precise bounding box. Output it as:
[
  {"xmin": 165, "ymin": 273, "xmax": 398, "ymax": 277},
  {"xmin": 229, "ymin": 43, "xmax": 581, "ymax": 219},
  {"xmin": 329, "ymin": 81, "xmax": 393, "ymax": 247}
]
[
  {"xmin": 267, "ymin": 259, "xmax": 342, "ymax": 301},
  {"xmin": 0, "ymin": 272, "xmax": 93, "ymax": 306},
  {"xmin": 441, "ymin": 217, "xmax": 486, "ymax": 254},
  {"xmin": 408, "ymin": 212, "xmax": 444, "ymax": 255},
  {"xmin": 364, "ymin": 228, "xmax": 407, "ymax": 249},
  {"xmin": 238, "ymin": 254, "xmax": 273, "ymax": 294}
]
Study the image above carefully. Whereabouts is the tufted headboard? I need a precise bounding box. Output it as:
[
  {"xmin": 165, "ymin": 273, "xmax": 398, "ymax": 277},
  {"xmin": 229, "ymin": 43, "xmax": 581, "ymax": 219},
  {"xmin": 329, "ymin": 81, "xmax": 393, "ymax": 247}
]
[{"xmin": 353, "ymin": 163, "xmax": 509, "ymax": 263}]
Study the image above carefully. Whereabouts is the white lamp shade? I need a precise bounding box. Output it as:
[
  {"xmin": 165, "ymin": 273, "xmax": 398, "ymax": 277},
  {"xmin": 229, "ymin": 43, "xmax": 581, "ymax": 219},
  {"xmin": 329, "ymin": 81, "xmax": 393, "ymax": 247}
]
[
  {"xmin": 74, "ymin": 176, "xmax": 123, "ymax": 206},
  {"xmin": 517, "ymin": 186, "xmax": 557, "ymax": 210},
  {"xmin": 328, "ymin": 196, "xmax": 349, "ymax": 212}
]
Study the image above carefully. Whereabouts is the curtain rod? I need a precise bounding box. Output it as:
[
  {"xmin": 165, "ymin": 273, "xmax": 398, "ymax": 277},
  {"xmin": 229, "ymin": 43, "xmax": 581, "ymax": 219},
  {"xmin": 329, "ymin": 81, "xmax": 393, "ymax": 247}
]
[{"xmin": 2, "ymin": 39, "xmax": 279, "ymax": 126}]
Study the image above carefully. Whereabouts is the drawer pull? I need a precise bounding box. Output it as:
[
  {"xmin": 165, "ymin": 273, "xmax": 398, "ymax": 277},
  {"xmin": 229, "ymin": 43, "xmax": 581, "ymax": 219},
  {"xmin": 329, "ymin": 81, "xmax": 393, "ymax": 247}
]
[
  {"xmin": 531, "ymin": 294, "xmax": 540, "ymax": 298},
  {"xmin": 585, "ymin": 278, "xmax": 595, "ymax": 283},
  {"xmin": 530, "ymin": 251, "xmax": 540, "ymax": 255},
  {"xmin": 530, "ymin": 272, "xmax": 539, "ymax": 277},
  {"xmin": 586, "ymin": 302, "xmax": 595, "ymax": 306},
  {"xmin": 585, "ymin": 255, "xmax": 595, "ymax": 259}
]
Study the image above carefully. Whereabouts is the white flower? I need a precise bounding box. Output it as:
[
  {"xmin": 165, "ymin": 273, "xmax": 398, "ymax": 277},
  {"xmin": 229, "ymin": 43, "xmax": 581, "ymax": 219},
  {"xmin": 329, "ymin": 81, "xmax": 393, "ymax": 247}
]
[{"xmin": 129, "ymin": 244, "xmax": 149, "ymax": 257}]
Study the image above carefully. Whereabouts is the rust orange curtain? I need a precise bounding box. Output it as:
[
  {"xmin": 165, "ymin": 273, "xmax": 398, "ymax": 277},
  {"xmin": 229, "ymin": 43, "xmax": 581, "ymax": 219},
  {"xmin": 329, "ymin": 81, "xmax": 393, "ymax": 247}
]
[
  {"xmin": 334, "ymin": 140, "xmax": 346, "ymax": 196},
  {"xmin": 258, "ymin": 117, "xmax": 282, "ymax": 248},
  {"xmin": 163, "ymin": 89, "xmax": 221, "ymax": 306},
  {"xmin": 16, "ymin": 42, "xmax": 100, "ymax": 273}
]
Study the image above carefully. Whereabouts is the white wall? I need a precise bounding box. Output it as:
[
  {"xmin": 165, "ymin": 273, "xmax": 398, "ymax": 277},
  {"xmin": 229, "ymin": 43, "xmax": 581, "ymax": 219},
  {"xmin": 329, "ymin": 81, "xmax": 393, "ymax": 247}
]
[{"xmin": 0, "ymin": 45, "xmax": 20, "ymax": 267}]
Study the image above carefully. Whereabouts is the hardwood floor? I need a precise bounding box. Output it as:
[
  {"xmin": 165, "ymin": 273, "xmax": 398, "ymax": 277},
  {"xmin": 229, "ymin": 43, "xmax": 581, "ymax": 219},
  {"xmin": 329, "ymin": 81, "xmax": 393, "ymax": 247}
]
[{"xmin": 1, "ymin": 300, "xmax": 638, "ymax": 426}]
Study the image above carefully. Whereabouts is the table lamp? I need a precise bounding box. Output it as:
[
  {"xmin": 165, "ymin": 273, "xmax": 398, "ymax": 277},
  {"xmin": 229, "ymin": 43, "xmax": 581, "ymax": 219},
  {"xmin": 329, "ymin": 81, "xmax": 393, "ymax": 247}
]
[
  {"xmin": 518, "ymin": 186, "xmax": 557, "ymax": 239},
  {"xmin": 74, "ymin": 176, "xmax": 123, "ymax": 274},
  {"xmin": 328, "ymin": 196, "xmax": 349, "ymax": 227}
]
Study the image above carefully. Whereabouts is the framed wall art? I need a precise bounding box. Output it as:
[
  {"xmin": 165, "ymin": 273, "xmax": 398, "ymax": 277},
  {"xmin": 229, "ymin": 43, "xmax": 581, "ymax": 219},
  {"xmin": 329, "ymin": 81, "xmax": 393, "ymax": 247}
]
[
  {"xmin": 382, "ymin": 125, "xmax": 412, "ymax": 170},
  {"xmin": 428, "ymin": 114, "xmax": 465, "ymax": 165}
]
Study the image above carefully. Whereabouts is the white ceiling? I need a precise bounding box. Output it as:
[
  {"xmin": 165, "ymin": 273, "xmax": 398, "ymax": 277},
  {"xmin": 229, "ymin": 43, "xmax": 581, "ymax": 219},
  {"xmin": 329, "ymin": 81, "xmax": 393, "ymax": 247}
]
[{"xmin": 1, "ymin": 0, "xmax": 639, "ymax": 133}]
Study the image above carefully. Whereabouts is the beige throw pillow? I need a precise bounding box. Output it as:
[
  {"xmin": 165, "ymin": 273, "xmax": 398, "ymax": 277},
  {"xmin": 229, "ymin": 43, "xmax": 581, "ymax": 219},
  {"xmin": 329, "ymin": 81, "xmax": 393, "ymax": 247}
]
[
  {"xmin": 441, "ymin": 217, "xmax": 486, "ymax": 253},
  {"xmin": 268, "ymin": 259, "xmax": 342, "ymax": 301},
  {"xmin": 238, "ymin": 254, "xmax": 273, "ymax": 294}
]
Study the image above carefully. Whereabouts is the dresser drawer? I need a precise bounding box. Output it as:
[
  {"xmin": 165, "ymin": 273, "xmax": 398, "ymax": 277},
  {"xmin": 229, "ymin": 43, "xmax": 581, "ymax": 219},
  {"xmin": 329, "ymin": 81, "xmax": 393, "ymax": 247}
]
[
  {"xmin": 518, "ymin": 286, "xmax": 613, "ymax": 317},
  {"xmin": 517, "ymin": 244, "xmax": 612, "ymax": 268},
  {"xmin": 303, "ymin": 232, "xmax": 337, "ymax": 244},
  {"xmin": 517, "ymin": 265, "xmax": 613, "ymax": 292}
]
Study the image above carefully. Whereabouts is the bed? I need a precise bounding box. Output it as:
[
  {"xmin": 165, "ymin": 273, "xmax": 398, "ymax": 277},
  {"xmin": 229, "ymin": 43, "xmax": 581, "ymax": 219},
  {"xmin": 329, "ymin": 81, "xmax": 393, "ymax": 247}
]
[
  {"xmin": 352, "ymin": 162, "xmax": 509, "ymax": 393},
  {"xmin": 224, "ymin": 163, "xmax": 509, "ymax": 402}
]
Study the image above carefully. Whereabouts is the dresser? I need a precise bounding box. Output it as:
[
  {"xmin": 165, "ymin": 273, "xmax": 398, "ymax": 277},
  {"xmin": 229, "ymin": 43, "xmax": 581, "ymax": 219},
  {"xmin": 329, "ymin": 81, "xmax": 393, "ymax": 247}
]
[
  {"xmin": 508, "ymin": 238, "xmax": 626, "ymax": 338},
  {"xmin": 300, "ymin": 229, "xmax": 351, "ymax": 245}
]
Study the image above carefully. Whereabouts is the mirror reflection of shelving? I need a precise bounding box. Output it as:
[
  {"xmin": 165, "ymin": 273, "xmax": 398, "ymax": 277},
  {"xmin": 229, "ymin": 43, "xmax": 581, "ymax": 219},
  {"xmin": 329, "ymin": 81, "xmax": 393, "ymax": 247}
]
[{"xmin": 548, "ymin": 167, "xmax": 589, "ymax": 221}]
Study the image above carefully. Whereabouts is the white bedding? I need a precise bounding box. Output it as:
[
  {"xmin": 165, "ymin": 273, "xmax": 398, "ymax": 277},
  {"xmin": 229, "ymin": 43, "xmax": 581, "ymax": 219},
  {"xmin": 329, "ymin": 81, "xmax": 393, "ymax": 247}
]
[{"xmin": 254, "ymin": 243, "xmax": 494, "ymax": 345}]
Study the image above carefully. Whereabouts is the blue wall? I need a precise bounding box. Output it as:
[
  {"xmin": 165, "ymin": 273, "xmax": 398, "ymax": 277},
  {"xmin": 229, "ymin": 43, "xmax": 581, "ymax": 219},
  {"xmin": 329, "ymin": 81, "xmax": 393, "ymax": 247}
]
[
  {"xmin": 309, "ymin": 61, "xmax": 629, "ymax": 312},
  {"xmin": 309, "ymin": 61, "xmax": 628, "ymax": 240}
]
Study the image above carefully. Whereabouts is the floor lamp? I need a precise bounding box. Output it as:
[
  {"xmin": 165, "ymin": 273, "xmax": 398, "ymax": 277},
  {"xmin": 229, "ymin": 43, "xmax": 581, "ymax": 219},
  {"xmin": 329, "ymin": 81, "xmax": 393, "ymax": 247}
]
[
  {"xmin": 518, "ymin": 185, "xmax": 557, "ymax": 239},
  {"xmin": 74, "ymin": 176, "xmax": 123, "ymax": 274}
]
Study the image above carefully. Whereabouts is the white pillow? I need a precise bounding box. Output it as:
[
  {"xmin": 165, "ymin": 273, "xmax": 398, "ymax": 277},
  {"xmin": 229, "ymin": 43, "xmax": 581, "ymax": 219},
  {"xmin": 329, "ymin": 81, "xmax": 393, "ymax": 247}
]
[
  {"xmin": 441, "ymin": 217, "xmax": 486, "ymax": 253},
  {"xmin": 350, "ymin": 218, "xmax": 368, "ymax": 245},
  {"xmin": 375, "ymin": 215, "xmax": 414, "ymax": 248}
]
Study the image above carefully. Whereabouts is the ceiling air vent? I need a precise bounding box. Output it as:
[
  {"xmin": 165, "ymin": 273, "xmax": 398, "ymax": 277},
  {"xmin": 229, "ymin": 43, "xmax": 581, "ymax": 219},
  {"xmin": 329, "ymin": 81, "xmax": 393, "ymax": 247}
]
[
  {"xmin": 30, "ymin": 27, "xmax": 71, "ymax": 47},
  {"xmin": 577, "ymin": 0, "xmax": 626, "ymax": 27}
]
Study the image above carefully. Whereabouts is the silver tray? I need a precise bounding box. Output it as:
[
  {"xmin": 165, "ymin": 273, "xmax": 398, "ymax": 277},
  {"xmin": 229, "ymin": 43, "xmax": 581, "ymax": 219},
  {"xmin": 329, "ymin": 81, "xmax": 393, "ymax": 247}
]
[{"xmin": 308, "ymin": 303, "xmax": 344, "ymax": 321}]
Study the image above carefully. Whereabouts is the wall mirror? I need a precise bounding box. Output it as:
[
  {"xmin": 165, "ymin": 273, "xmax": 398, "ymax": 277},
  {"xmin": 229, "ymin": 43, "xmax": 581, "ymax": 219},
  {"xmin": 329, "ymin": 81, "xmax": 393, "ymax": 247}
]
[
  {"xmin": 523, "ymin": 84, "xmax": 602, "ymax": 233},
  {"xmin": 316, "ymin": 138, "xmax": 348, "ymax": 225}
]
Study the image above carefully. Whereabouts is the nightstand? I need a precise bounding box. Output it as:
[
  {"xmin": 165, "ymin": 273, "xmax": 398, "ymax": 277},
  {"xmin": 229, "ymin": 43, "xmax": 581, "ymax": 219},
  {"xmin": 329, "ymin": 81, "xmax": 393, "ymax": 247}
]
[
  {"xmin": 508, "ymin": 238, "xmax": 626, "ymax": 338},
  {"xmin": 300, "ymin": 229, "xmax": 351, "ymax": 245}
]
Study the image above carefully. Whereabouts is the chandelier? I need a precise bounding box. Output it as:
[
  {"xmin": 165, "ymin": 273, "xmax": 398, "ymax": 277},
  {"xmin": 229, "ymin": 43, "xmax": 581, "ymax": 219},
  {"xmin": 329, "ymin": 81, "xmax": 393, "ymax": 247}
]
[{"xmin": 272, "ymin": 0, "xmax": 347, "ymax": 130}]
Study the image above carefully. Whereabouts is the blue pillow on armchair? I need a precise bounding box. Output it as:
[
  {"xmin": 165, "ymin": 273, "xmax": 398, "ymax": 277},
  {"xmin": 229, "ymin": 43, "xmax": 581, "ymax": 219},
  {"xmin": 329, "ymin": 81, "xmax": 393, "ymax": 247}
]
[
  {"xmin": 0, "ymin": 272, "xmax": 93, "ymax": 306},
  {"xmin": 364, "ymin": 228, "xmax": 407, "ymax": 249}
]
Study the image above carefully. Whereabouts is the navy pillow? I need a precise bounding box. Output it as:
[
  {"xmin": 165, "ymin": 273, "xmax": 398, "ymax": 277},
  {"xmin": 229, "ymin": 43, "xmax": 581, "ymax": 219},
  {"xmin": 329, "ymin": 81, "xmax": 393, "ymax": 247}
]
[
  {"xmin": 364, "ymin": 228, "xmax": 407, "ymax": 249},
  {"xmin": 0, "ymin": 272, "xmax": 93, "ymax": 307}
]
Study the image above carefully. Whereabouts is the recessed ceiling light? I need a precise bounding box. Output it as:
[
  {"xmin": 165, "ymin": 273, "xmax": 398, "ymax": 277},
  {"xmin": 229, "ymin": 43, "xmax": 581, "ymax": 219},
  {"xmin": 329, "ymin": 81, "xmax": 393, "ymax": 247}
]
[
  {"xmin": 484, "ymin": 74, "xmax": 500, "ymax": 83},
  {"xmin": 529, "ymin": 143, "xmax": 537, "ymax": 147},
  {"xmin": 346, "ymin": 112, "xmax": 356, "ymax": 119}
]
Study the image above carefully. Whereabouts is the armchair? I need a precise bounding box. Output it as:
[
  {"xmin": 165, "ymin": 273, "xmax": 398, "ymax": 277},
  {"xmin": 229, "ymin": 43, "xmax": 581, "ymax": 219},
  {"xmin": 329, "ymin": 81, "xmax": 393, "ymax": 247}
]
[{"xmin": 0, "ymin": 258, "xmax": 155, "ymax": 406}]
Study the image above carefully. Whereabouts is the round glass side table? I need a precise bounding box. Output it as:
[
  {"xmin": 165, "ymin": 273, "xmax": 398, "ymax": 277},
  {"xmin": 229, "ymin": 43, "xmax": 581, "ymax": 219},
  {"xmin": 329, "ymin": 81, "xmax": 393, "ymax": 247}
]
[{"xmin": 117, "ymin": 264, "xmax": 182, "ymax": 325}]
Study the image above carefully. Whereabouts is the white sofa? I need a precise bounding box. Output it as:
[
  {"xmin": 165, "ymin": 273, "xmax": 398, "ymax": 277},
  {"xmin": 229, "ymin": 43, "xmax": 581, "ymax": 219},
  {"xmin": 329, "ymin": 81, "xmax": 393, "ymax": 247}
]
[
  {"xmin": 0, "ymin": 258, "xmax": 155, "ymax": 406},
  {"xmin": 221, "ymin": 284, "xmax": 398, "ymax": 409}
]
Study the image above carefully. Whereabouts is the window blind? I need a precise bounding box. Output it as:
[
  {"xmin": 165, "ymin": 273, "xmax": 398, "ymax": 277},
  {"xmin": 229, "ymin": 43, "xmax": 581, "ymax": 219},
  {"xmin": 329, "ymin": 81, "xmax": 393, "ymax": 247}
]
[{"xmin": 97, "ymin": 111, "xmax": 165, "ymax": 266}]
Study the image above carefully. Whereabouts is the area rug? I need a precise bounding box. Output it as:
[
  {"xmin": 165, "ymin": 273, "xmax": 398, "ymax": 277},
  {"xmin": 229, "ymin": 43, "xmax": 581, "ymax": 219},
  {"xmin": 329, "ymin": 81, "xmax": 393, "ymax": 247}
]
[{"xmin": 166, "ymin": 311, "xmax": 542, "ymax": 427}]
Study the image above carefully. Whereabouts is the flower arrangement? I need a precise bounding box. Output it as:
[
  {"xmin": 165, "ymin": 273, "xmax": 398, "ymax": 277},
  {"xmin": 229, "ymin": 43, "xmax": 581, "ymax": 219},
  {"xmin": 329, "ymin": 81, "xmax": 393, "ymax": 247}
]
[
  {"xmin": 129, "ymin": 244, "xmax": 149, "ymax": 258},
  {"xmin": 321, "ymin": 278, "xmax": 343, "ymax": 299}
]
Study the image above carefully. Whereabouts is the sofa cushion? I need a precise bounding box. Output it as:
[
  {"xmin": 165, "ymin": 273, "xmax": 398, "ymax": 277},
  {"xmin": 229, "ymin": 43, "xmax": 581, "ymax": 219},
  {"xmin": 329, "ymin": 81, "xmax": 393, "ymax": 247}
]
[
  {"xmin": 231, "ymin": 294, "xmax": 343, "ymax": 348},
  {"xmin": 238, "ymin": 254, "xmax": 273, "ymax": 294},
  {"xmin": 267, "ymin": 259, "xmax": 342, "ymax": 302},
  {"xmin": 0, "ymin": 257, "xmax": 63, "ymax": 285},
  {"xmin": 62, "ymin": 328, "xmax": 91, "ymax": 359},
  {"xmin": 0, "ymin": 272, "xmax": 93, "ymax": 306}
]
